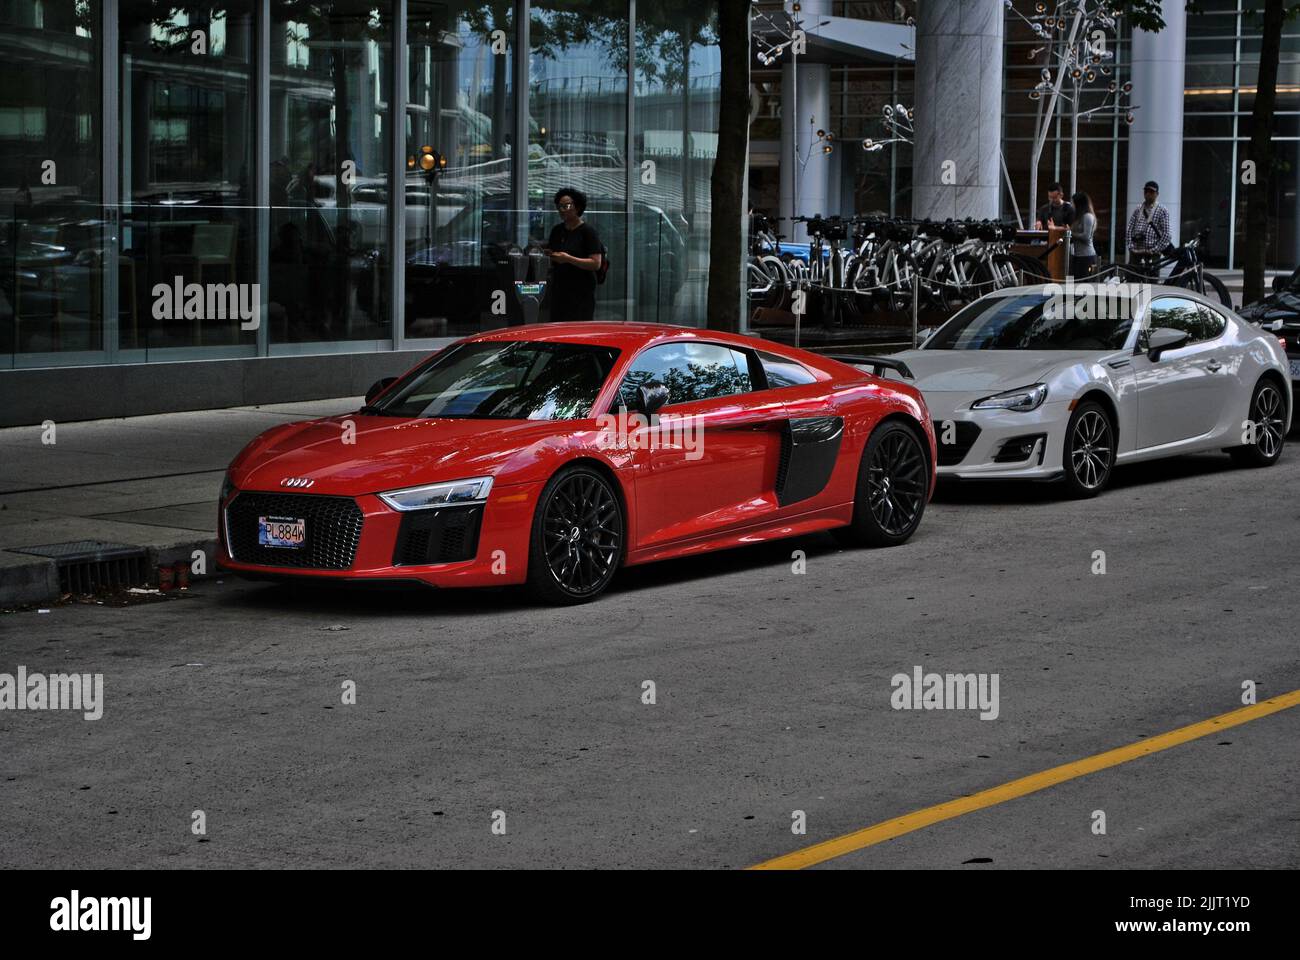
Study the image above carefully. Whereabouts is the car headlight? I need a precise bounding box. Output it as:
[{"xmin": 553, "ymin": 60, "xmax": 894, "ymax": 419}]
[
  {"xmin": 378, "ymin": 476, "xmax": 494, "ymax": 511},
  {"xmin": 971, "ymin": 383, "xmax": 1048, "ymax": 412},
  {"xmin": 220, "ymin": 470, "xmax": 235, "ymax": 502}
]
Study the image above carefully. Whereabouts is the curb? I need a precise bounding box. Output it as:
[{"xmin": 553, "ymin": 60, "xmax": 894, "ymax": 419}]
[{"xmin": 0, "ymin": 537, "xmax": 219, "ymax": 608}]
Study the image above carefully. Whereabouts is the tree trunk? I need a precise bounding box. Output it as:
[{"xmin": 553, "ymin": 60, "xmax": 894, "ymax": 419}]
[
  {"xmin": 1243, "ymin": 0, "xmax": 1285, "ymax": 305},
  {"xmin": 706, "ymin": 5, "xmax": 748, "ymax": 332}
]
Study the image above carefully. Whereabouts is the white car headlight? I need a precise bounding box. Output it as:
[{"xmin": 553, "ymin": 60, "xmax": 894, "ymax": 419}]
[
  {"xmin": 971, "ymin": 383, "xmax": 1048, "ymax": 412},
  {"xmin": 378, "ymin": 476, "xmax": 494, "ymax": 511}
]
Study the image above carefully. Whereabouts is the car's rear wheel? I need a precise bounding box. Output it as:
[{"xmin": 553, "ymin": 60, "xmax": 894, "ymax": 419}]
[
  {"xmin": 1229, "ymin": 378, "xmax": 1287, "ymax": 467},
  {"xmin": 1062, "ymin": 401, "xmax": 1115, "ymax": 498},
  {"xmin": 834, "ymin": 419, "xmax": 928, "ymax": 547},
  {"xmin": 527, "ymin": 465, "xmax": 623, "ymax": 605}
]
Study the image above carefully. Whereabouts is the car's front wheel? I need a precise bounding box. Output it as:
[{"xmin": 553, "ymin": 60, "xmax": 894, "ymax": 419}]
[
  {"xmin": 1062, "ymin": 401, "xmax": 1115, "ymax": 498},
  {"xmin": 527, "ymin": 465, "xmax": 624, "ymax": 605},
  {"xmin": 1229, "ymin": 377, "xmax": 1287, "ymax": 467},
  {"xmin": 835, "ymin": 419, "xmax": 929, "ymax": 547}
]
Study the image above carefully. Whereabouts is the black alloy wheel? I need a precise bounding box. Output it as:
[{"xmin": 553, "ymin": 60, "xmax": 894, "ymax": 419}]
[{"xmin": 528, "ymin": 466, "xmax": 623, "ymax": 604}]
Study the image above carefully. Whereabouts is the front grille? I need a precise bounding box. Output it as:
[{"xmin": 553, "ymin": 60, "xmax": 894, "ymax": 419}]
[
  {"xmin": 934, "ymin": 420, "xmax": 981, "ymax": 466},
  {"xmin": 225, "ymin": 492, "xmax": 363, "ymax": 570},
  {"xmin": 393, "ymin": 505, "xmax": 484, "ymax": 566}
]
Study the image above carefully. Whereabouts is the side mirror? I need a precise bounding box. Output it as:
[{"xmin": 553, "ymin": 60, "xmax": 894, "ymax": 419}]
[
  {"xmin": 1273, "ymin": 275, "xmax": 1288, "ymax": 294},
  {"xmin": 636, "ymin": 382, "xmax": 670, "ymax": 417},
  {"xmin": 365, "ymin": 376, "xmax": 398, "ymax": 404},
  {"xmin": 1145, "ymin": 327, "xmax": 1192, "ymax": 362}
]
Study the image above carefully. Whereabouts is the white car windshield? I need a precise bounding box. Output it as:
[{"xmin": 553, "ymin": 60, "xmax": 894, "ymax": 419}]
[{"xmin": 926, "ymin": 292, "xmax": 1135, "ymax": 351}]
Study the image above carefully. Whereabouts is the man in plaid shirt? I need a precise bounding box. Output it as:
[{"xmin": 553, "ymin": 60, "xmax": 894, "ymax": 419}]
[{"xmin": 1126, "ymin": 180, "xmax": 1173, "ymax": 263}]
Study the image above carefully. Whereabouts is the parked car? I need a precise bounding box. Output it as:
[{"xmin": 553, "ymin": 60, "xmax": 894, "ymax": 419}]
[
  {"xmin": 1239, "ymin": 267, "xmax": 1300, "ymax": 403},
  {"xmin": 404, "ymin": 194, "xmax": 687, "ymax": 332},
  {"xmin": 217, "ymin": 323, "xmax": 936, "ymax": 603},
  {"xmin": 883, "ymin": 284, "xmax": 1290, "ymax": 497}
]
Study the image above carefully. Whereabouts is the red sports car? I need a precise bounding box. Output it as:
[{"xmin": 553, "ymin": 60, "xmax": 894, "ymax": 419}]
[{"xmin": 217, "ymin": 323, "xmax": 936, "ymax": 604}]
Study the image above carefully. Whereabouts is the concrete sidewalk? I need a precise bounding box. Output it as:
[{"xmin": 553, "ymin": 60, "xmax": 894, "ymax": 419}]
[{"xmin": 0, "ymin": 398, "xmax": 360, "ymax": 605}]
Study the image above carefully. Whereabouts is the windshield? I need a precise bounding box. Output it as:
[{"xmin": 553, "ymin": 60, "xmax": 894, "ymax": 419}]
[
  {"xmin": 925, "ymin": 292, "xmax": 1135, "ymax": 351},
  {"xmin": 369, "ymin": 341, "xmax": 619, "ymax": 420}
]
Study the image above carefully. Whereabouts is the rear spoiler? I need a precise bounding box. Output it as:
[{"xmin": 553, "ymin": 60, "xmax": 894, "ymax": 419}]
[{"xmin": 825, "ymin": 354, "xmax": 915, "ymax": 380}]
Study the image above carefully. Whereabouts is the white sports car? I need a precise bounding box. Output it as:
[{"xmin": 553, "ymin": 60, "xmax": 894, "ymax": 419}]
[{"xmin": 884, "ymin": 284, "xmax": 1291, "ymax": 497}]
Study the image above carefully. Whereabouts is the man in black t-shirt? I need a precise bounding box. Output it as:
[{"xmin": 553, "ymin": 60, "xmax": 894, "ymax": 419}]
[
  {"xmin": 546, "ymin": 187, "xmax": 603, "ymax": 323},
  {"xmin": 1034, "ymin": 182, "xmax": 1075, "ymax": 230}
]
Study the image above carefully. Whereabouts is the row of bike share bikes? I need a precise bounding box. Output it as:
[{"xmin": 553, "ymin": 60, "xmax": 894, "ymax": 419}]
[{"xmin": 747, "ymin": 214, "xmax": 1233, "ymax": 328}]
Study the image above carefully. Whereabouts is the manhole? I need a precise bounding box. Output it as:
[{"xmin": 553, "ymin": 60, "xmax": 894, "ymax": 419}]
[{"xmin": 9, "ymin": 541, "xmax": 150, "ymax": 595}]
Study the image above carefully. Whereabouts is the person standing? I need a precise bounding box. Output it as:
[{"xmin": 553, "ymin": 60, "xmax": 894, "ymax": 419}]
[
  {"xmin": 1034, "ymin": 182, "xmax": 1075, "ymax": 229},
  {"xmin": 1070, "ymin": 191, "xmax": 1098, "ymax": 278},
  {"xmin": 1125, "ymin": 180, "xmax": 1173, "ymax": 277},
  {"xmin": 546, "ymin": 188, "xmax": 603, "ymax": 323}
]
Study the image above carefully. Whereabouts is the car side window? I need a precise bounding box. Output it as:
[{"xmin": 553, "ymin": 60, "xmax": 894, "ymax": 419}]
[
  {"xmin": 619, "ymin": 342, "xmax": 753, "ymax": 407},
  {"xmin": 1198, "ymin": 304, "xmax": 1227, "ymax": 341},
  {"xmin": 1144, "ymin": 296, "xmax": 1203, "ymax": 345},
  {"xmin": 758, "ymin": 351, "xmax": 817, "ymax": 388}
]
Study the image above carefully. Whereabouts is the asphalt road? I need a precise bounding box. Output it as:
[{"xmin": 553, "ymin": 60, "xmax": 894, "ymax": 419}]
[{"xmin": 2, "ymin": 450, "xmax": 1298, "ymax": 870}]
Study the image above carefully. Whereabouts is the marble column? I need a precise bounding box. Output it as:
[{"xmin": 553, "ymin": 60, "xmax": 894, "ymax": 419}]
[
  {"xmin": 1126, "ymin": 0, "xmax": 1186, "ymax": 246},
  {"xmin": 912, "ymin": 0, "xmax": 1004, "ymax": 221},
  {"xmin": 779, "ymin": 0, "xmax": 832, "ymax": 242}
]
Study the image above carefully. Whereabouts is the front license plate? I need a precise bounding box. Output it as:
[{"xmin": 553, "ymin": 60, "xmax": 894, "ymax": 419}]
[
  {"xmin": 258, "ymin": 515, "xmax": 306, "ymax": 548},
  {"xmin": 1289, "ymin": 359, "xmax": 1300, "ymax": 379}
]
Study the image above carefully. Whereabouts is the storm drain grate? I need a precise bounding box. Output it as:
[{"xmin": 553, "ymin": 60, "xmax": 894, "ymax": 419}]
[{"xmin": 9, "ymin": 541, "xmax": 151, "ymax": 595}]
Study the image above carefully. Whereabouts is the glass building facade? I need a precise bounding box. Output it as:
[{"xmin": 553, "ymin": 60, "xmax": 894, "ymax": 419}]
[
  {"xmin": 750, "ymin": 1, "xmax": 1299, "ymax": 271},
  {"xmin": 0, "ymin": 0, "xmax": 721, "ymax": 370}
]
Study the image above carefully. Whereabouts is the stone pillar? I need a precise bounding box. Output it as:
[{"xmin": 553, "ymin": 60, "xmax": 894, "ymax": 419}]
[
  {"xmin": 912, "ymin": 0, "xmax": 1003, "ymax": 221},
  {"xmin": 1126, "ymin": 0, "xmax": 1186, "ymax": 246}
]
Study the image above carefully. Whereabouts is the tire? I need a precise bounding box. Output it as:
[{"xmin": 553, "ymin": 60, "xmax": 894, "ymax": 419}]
[
  {"xmin": 1229, "ymin": 377, "xmax": 1287, "ymax": 468},
  {"xmin": 834, "ymin": 419, "xmax": 929, "ymax": 547},
  {"xmin": 526, "ymin": 465, "xmax": 624, "ymax": 605},
  {"xmin": 1061, "ymin": 401, "xmax": 1116, "ymax": 498},
  {"xmin": 1202, "ymin": 270, "xmax": 1233, "ymax": 309}
]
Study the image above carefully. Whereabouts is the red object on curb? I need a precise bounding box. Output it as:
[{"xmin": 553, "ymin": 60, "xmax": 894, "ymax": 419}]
[
  {"xmin": 174, "ymin": 562, "xmax": 190, "ymax": 589},
  {"xmin": 158, "ymin": 565, "xmax": 175, "ymax": 591}
]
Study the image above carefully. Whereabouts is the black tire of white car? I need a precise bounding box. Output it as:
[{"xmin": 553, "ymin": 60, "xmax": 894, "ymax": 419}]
[
  {"xmin": 1062, "ymin": 401, "xmax": 1116, "ymax": 499},
  {"xmin": 1229, "ymin": 378, "xmax": 1287, "ymax": 468},
  {"xmin": 835, "ymin": 419, "xmax": 929, "ymax": 547}
]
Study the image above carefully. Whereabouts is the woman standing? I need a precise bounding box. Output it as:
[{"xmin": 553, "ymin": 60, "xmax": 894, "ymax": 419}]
[
  {"xmin": 546, "ymin": 188, "xmax": 604, "ymax": 323},
  {"xmin": 1070, "ymin": 192, "xmax": 1098, "ymax": 278}
]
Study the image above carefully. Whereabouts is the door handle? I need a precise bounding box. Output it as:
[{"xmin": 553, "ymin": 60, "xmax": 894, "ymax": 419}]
[{"xmin": 1205, "ymin": 360, "xmax": 1223, "ymax": 373}]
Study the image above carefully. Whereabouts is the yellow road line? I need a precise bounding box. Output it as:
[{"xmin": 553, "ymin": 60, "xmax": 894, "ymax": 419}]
[{"xmin": 750, "ymin": 687, "xmax": 1300, "ymax": 870}]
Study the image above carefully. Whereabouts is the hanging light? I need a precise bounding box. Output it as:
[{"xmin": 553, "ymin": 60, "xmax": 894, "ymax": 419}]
[
  {"xmin": 1071, "ymin": 67, "xmax": 1083, "ymax": 79},
  {"xmin": 1085, "ymin": 69, "xmax": 1096, "ymax": 82},
  {"xmin": 1108, "ymin": 80, "xmax": 1118, "ymax": 93},
  {"xmin": 1041, "ymin": 67, "xmax": 1052, "ymax": 81},
  {"xmin": 1125, "ymin": 111, "xmax": 1135, "ymax": 124},
  {"xmin": 1029, "ymin": 90, "xmax": 1042, "ymax": 100},
  {"xmin": 1122, "ymin": 81, "xmax": 1132, "ymax": 93}
]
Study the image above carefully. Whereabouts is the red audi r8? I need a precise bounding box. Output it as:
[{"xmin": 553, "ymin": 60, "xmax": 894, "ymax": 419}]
[{"xmin": 217, "ymin": 323, "xmax": 936, "ymax": 604}]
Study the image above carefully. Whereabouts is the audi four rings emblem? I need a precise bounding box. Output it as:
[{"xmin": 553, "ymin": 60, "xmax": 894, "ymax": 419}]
[{"xmin": 280, "ymin": 478, "xmax": 315, "ymax": 488}]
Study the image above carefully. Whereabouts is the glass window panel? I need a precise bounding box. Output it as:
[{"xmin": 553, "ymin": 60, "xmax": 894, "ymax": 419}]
[
  {"xmin": 404, "ymin": 1, "xmax": 514, "ymax": 339},
  {"xmin": 1, "ymin": 0, "xmax": 103, "ymax": 358},
  {"xmin": 121, "ymin": 1, "xmax": 256, "ymax": 352},
  {"xmin": 531, "ymin": 0, "xmax": 629, "ymax": 323},
  {"xmin": 633, "ymin": 5, "xmax": 718, "ymax": 325},
  {"xmin": 269, "ymin": 1, "xmax": 392, "ymax": 345}
]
